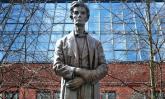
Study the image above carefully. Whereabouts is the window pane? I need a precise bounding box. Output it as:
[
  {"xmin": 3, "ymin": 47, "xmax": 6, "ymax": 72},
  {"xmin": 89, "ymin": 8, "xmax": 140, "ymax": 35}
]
[
  {"xmin": 88, "ymin": 23, "xmax": 99, "ymax": 32},
  {"xmin": 115, "ymin": 51, "xmax": 127, "ymax": 61},
  {"xmin": 131, "ymin": 92, "xmax": 146, "ymax": 99},
  {"xmin": 37, "ymin": 91, "xmax": 51, "ymax": 99},
  {"xmin": 113, "ymin": 24, "xmax": 124, "ymax": 32},
  {"xmin": 105, "ymin": 51, "xmax": 114, "ymax": 61},
  {"xmin": 127, "ymin": 51, "xmax": 137, "ymax": 61},
  {"xmin": 5, "ymin": 92, "xmax": 19, "ymax": 99},
  {"xmin": 0, "ymin": 52, "xmax": 4, "ymax": 61},
  {"xmin": 54, "ymin": 92, "xmax": 60, "ymax": 99},
  {"xmin": 100, "ymin": 92, "xmax": 116, "ymax": 99}
]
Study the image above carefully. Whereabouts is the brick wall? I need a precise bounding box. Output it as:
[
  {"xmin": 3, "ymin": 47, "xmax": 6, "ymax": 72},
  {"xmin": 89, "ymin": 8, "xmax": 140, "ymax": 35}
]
[{"xmin": 0, "ymin": 62, "xmax": 165, "ymax": 99}]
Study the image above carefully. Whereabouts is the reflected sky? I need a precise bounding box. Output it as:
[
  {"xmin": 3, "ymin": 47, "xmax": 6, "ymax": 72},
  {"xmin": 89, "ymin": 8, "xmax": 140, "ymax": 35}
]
[{"xmin": 1, "ymin": 2, "xmax": 165, "ymax": 63}]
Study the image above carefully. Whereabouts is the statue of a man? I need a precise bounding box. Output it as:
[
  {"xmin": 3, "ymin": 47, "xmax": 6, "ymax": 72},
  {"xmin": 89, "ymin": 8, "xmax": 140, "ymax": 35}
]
[{"xmin": 53, "ymin": 1, "xmax": 108, "ymax": 99}]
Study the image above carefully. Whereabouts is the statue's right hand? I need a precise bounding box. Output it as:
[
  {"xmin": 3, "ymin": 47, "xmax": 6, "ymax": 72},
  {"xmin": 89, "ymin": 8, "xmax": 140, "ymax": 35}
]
[{"xmin": 66, "ymin": 77, "xmax": 84, "ymax": 90}]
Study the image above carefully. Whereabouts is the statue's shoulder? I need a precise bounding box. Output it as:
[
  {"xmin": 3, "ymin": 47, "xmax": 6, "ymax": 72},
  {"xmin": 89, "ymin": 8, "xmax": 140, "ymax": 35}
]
[{"xmin": 87, "ymin": 32, "xmax": 101, "ymax": 44}]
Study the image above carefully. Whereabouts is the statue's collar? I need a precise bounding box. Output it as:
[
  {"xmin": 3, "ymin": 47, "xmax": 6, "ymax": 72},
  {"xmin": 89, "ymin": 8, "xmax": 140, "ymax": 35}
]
[{"xmin": 74, "ymin": 31, "xmax": 88, "ymax": 38}]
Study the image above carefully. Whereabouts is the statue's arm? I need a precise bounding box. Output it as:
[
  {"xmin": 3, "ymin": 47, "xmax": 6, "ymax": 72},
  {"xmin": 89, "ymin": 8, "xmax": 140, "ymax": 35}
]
[
  {"xmin": 53, "ymin": 39, "xmax": 75, "ymax": 80},
  {"xmin": 75, "ymin": 42, "xmax": 108, "ymax": 82}
]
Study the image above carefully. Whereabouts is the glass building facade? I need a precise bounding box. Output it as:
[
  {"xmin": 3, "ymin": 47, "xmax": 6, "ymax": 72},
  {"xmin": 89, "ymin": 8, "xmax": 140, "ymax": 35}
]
[{"xmin": 0, "ymin": 1, "xmax": 165, "ymax": 63}]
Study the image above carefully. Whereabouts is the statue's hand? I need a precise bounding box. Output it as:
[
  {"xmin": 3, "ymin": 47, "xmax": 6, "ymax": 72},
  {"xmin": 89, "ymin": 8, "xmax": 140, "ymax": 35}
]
[
  {"xmin": 75, "ymin": 68, "xmax": 92, "ymax": 81},
  {"xmin": 66, "ymin": 77, "xmax": 85, "ymax": 90}
]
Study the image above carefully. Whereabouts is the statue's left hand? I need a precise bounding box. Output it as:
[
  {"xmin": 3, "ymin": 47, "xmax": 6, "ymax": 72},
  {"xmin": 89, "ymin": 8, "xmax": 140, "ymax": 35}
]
[
  {"xmin": 75, "ymin": 68, "xmax": 92, "ymax": 81},
  {"xmin": 66, "ymin": 77, "xmax": 85, "ymax": 90}
]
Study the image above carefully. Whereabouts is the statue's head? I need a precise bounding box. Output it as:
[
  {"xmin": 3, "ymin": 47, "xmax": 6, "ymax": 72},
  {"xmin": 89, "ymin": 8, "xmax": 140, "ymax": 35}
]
[{"xmin": 70, "ymin": 1, "xmax": 90, "ymax": 21}]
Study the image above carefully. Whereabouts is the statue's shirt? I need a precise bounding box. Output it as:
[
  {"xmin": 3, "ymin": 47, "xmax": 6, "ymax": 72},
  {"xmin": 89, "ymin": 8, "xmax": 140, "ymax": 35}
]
[{"xmin": 75, "ymin": 36, "xmax": 89, "ymax": 69}]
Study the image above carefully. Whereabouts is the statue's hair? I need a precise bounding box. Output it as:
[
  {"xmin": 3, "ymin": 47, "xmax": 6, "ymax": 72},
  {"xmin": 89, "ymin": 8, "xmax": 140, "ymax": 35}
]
[{"xmin": 70, "ymin": 1, "xmax": 90, "ymax": 21}]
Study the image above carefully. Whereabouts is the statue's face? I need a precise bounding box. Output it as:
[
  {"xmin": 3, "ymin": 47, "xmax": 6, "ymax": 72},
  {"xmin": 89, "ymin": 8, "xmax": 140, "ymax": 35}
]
[{"xmin": 72, "ymin": 6, "xmax": 87, "ymax": 26}]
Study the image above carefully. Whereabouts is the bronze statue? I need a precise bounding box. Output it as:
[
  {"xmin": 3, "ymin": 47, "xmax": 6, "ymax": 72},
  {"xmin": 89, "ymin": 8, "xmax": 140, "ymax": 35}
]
[{"xmin": 53, "ymin": 1, "xmax": 108, "ymax": 99}]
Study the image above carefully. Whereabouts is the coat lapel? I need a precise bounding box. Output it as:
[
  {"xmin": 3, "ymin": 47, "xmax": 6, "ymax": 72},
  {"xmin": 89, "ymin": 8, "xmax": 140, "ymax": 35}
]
[
  {"xmin": 68, "ymin": 31, "xmax": 79, "ymax": 65},
  {"xmin": 67, "ymin": 32, "xmax": 95, "ymax": 68},
  {"xmin": 86, "ymin": 34, "xmax": 94, "ymax": 68}
]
